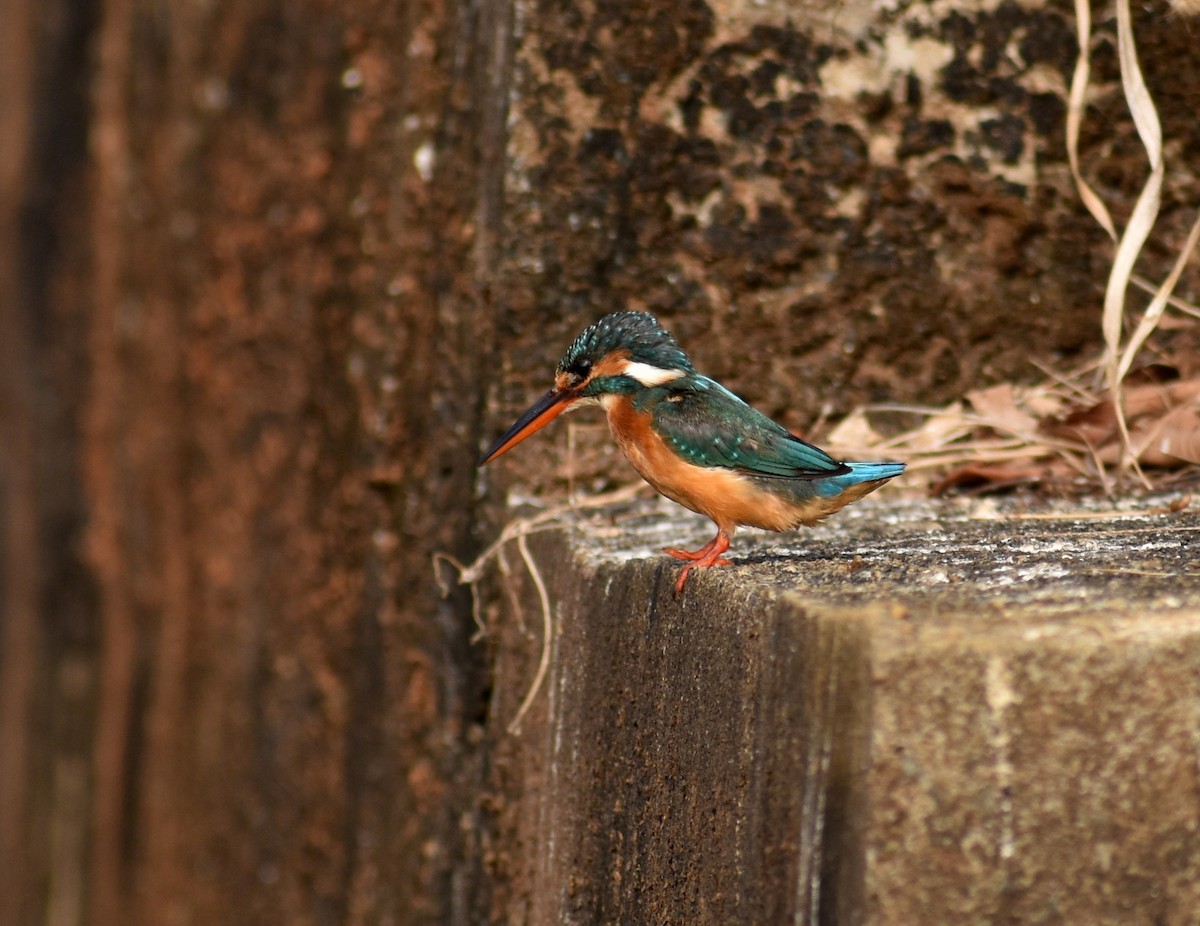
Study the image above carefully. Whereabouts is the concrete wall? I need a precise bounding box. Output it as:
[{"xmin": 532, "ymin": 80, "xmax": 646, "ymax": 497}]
[{"xmin": 485, "ymin": 497, "xmax": 1200, "ymax": 924}]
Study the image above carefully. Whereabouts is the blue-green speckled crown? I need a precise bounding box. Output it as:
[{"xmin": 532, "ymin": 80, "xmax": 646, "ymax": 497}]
[{"xmin": 556, "ymin": 312, "xmax": 694, "ymax": 376}]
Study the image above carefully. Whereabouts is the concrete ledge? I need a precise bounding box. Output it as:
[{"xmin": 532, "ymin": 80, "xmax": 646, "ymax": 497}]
[{"xmin": 484, "ymin": 494, "xmax": 1200, "ymax": 924}]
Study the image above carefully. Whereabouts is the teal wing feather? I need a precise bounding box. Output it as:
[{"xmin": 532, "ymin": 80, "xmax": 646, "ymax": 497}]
[{"xmin": 646, "ymin": 377, "xmax": 851, "ymax": 479}]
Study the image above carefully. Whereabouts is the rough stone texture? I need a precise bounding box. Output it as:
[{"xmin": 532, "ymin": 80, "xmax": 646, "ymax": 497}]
[{"xmin": 485, "ymin": 492, "xmax": 1200, "ymax": 924}]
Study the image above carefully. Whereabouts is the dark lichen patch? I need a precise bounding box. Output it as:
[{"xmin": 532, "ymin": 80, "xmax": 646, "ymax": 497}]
[
  {"xmin": 577, "ymin": 127, "xmax": 626, "ymax": 163},
  {"xmin": 979, "ymin": 114, "xmax": 1027, "ymax": 165},
  {"xmin": 932, "ymin": 1, "xmax": 1075, "ymax": 154},
  {"xmin": 931, "ymin": 12, "xmax": 972, "ymax": 60},
  {"xmin": 897, "ymin": 117, "xmax": 955, "ymax": 159},
  {"xmin": 632, "ymin": 127, "xmax": 722, "ymax": 203},
  {"xmin": 536, "ymin": 0, "xmax": 716, "ymax": 108},
  {"xmin": 1027, "ymin": 92, "xmax": 1065, "ymax": 139},
  {"xmin": 939, "ymin": 55, "xmax": 993, "ymax": 106},
  {"xmin": 1017, "ymin": 8, "xmax": 1078, "ymax": 77},
  {"xmin": 721, "ymin": 23, "xmax": 828, "ymax": 85},
  {"xmin": 790, "ymin": 120, "xmax": 869, "ymax": 186}
]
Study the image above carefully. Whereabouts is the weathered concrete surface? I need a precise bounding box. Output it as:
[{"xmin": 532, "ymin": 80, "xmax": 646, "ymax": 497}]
[{"xmin": 485, "ymin": 491, "xmax": 1200, "ymax": 924}]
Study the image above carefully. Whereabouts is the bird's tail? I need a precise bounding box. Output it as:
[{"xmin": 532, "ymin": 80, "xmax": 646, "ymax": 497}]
[
  {"xmin": 843, "ymin": 461, "xmax": 905, "ymax": 484},
  {"xmin": 808, "ymin": 459, "xmax": 905, "ymax": 505}
]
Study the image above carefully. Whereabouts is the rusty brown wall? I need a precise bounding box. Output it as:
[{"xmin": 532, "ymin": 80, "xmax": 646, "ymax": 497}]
[
  {"xmin": 1, "ymin": 0, "xmax": 100, "ymax": 924},
  {"xmin": 1, "ymin": 0, "xmax": 1198, "ymax": 924},
  {"xmin": 2, "ymin": 0, "xmax": 509, "ymax": 922}
]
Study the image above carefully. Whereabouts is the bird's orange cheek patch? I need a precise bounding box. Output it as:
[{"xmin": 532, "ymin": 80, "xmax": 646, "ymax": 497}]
[{"xmin": 590, "ymin": 351, "xmax": 632, "ymax": 380}]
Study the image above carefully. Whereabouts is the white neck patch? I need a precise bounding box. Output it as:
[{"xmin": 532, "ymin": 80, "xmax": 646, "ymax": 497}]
[{"xmin": 618, "ymin": 360, "xmax": 686, "ymax": 387}]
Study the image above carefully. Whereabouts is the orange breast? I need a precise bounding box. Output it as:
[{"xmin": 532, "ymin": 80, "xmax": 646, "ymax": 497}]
[{"xmin": 603, "ymin": 396, "xmax": 794, "ymax": 533}]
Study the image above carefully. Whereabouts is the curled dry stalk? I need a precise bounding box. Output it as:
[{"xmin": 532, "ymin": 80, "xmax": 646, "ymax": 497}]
[
  {"xmin": 1069, "ymin": 0, "xmax": 1200, "ymax": 480},
  {"xmin": 1067, "ymin": 0, "xmax": 1117, "ymax": 241},
  {"xmin": 832, "ymin": 2, "xmax": 1200, "ymax": 494},
  {"xmin": 508, "ymin": 532, "xmax": 552, "ymax": 734},
  {"xmin": 433, "ymin": 482, "xmax": 647, "ymax": 734}
]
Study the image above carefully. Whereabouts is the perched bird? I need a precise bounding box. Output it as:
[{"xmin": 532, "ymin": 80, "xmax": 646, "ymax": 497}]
[{"xmin": 479, "ymin": 312, "xmax": 904, "ymax": 595}]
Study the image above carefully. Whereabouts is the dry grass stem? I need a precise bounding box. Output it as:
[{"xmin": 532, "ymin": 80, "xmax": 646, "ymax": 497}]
[
  {"xmin": 1102, "ymin": 0, "xmax": 1164, "ymax": 474},
  {"xmin": 507, "ymin": 532, "xmax": 552, "ymax": 735},
  {"xmin": 433, "ymin": 481, "xmax": 648, "ymax": 732},
  {"xmin": 827, "ymin": 360, "xmax": 1200, "ymax": 493},
  {"xmin": 1067, "ymin": 0, "xmax": 1117, "ymax": 239},
  {"xmin": 1117, "ymin": 212, "xmax": 1200, "ymax": 387},
  {"xmin": 1066, "ymin": 0, "xmax": 1199, "ymax": 473},
  {"xmin": 1131, "ymin": 275, "xmax": 1200, "ymax": 320}
]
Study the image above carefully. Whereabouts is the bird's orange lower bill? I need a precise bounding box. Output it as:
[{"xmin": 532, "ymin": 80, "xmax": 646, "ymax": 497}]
[{"xmin": 478, "ymin": 387, "xmax": 575, "ymax": 465}]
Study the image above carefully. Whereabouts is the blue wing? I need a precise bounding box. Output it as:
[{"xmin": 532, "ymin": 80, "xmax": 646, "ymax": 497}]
[{"xmin": 647, "ymin": 377, "xmax": 851, "ymax": 479}]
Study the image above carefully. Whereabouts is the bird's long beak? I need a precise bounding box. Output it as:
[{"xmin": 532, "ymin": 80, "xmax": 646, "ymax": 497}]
[{"xmin": 478, "ymin": 387, "xmax": 577, "ymax": 465}]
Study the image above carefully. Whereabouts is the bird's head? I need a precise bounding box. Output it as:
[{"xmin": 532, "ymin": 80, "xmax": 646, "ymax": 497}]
[{"xmin": 479, "ymin": 311, "xmax": 693, "ymax": 464}]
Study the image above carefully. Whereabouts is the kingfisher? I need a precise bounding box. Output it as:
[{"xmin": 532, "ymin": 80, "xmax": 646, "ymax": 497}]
[{"xmin": 479, "ymin": 311, "xmax": 905, "ymax": 595}]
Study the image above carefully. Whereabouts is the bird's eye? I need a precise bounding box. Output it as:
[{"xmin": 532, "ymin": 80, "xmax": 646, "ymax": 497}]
[{"xmin": 566, "ymin": 360, "xmax": 591, "ymax": 387}]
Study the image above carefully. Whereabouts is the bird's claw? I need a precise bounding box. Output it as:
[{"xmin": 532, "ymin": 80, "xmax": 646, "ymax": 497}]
[
  {"xmin": 673, "ymin": 559, "xmax": 731, "ymax": 597},
  {"xmin": 670, "ymin": 531, "xmax": 733, "ymax": 597}
]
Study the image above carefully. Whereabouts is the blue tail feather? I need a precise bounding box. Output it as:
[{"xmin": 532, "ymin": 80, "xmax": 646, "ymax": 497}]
[
  {"xmin": 844, "ymin": 461, "xmax": 906, "ymax": 482},
  {"xmin": 813, "ymin": 460, "xmax": 904, "ymax": 498}
]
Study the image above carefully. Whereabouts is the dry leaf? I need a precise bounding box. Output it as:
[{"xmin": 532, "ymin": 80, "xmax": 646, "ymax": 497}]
[
  {"xmin": 825, "ymin": 407, "xmax": 884, "ymax": 451},
  {"xmin": 902, "ymin": 403, "xmax": 973, "ymax": 452},
  {"xmin": 933, "ymin": 462, "xmax": 1045, "ymax": 495},
  {"xmin": 1139, "ymin": 402, "xmax": 1200, "ymax": 465},
  {"xmin": 967, "ymin": 383, "xmax": 1040, "ymax": 436}
]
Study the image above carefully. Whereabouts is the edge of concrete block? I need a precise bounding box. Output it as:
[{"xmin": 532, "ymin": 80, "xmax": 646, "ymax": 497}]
[{"xmin": 484, "ymin": 493, "xmax": 1200, "ymax": 925}]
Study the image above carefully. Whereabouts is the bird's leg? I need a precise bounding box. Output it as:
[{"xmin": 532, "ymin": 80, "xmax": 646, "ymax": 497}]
[
  {"xmin": 664, "ymin": 532, "xmax": 722, "ymax": 561},
  {"xmin": 672, "ymin": 529, "xmax": 732, "ymax": 597}
]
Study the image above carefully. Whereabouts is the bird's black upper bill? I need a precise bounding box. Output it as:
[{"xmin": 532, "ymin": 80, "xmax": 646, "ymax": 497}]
[{"xmin": 478, "ymin": 387, "xmax": 575, "ymax": 466}]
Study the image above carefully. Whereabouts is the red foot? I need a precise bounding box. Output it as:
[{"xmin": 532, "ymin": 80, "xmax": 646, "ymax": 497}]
[
  {"xmin": 664, "ymin": 533, "xmax": 722, "ymax": 561},
  {"xmin": 670, "ymin": 530, "xmax": 732, "ymax": 597}
]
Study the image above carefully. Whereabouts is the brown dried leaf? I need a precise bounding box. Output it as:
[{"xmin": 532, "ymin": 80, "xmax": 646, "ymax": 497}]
[
  {"xmin": 1044, "ymin": 398, "xmax": 1117, "ymax": 447},
  {"xmin": 825, "ymin": 408, "xmax": 884, "ymax": 450},
  {"xmin": 1043, "ymin": 377, "xmax": 1200, "ymax": 452},
  {"xmin": 902, "ymin": 403, "xmax": 973, "ymax": 452},
  {"xmin": 932, "ymin": 462, "xmax": 1045, "ymax": 495},
  {"xmin": 1136, "ymin": 402, "xmax": 1200, "ymax": 465},
  {"xmin": 1124, "ymin": 378, "xmax": 1192, "ymax": 418},
  {"xmin": 967, "ymin": 383, "xmax": 1040, "ymax": 436}
]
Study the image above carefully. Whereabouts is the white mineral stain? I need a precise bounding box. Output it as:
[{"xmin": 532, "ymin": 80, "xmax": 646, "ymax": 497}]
[
  {"xmin": 413, "ymin": 142, "xmax": 436, "ymax": 182},
  {"xmin": 819, "ymin": 34, "xmax": 954, "ymax": 100}
]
